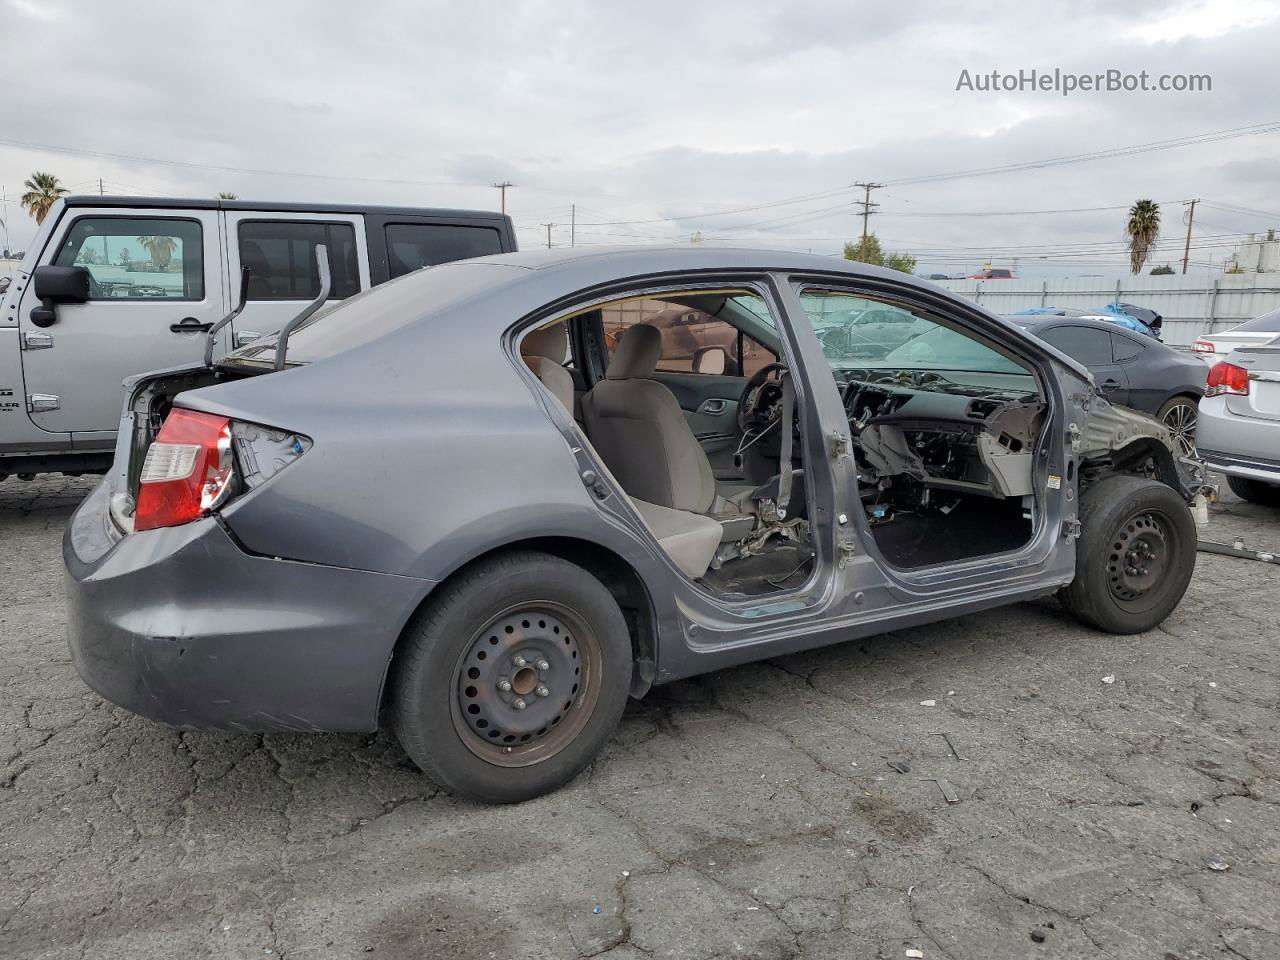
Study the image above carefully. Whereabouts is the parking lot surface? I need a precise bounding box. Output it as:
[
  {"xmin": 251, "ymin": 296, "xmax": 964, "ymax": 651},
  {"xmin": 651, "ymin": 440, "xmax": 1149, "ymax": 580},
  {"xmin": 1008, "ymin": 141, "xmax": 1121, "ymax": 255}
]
[{"xmin": 1, "ymin": 476, "xmax": 1278, "ymax": 960}]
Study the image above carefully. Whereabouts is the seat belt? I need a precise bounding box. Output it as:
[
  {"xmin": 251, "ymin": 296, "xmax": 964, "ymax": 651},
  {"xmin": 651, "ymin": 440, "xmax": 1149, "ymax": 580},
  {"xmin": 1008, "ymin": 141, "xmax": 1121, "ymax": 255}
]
[{"xmin": 777, "ymin": 372, "xmax": 795, "ymax": 518}]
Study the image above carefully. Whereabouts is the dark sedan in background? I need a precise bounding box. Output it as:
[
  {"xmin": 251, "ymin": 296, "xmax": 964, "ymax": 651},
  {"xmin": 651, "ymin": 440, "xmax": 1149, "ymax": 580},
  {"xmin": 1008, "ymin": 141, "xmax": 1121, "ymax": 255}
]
[{"xmin": 1008, "ymin": 315, "xmax": 1205, "ymax": 455}]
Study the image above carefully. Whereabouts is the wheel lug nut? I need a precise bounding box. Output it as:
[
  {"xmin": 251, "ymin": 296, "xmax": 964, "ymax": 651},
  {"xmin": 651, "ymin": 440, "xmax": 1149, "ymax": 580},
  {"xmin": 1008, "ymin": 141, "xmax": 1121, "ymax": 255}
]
[
  {"xmin": 498, "ymin": 679, "xmax": 512, "ymax": 692},
  {"xmin": 513, "ymin": 655, "xmax": 527, "ymax": 668},
  {"xmin": 513, "ymin": 697, "xmax": 527, "ymax": 710},
  {"xmin": 535, "ymin": 684, "xmax": 550, "ymax": 698},
  {"xmin": 536, "ymin": 659, "xmax": 550, "ymax": 672}
]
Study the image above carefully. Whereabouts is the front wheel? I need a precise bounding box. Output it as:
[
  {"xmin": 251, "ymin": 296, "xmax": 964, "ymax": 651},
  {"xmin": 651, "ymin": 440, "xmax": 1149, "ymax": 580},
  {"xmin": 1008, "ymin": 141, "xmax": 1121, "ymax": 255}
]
[
  {"xmin": 1059, "ymin": 475, "xmax": 1196, "ymax": 634},
  {"xmin": 391, "ymin": 551, "xmax": 632, "ymax": 803}
]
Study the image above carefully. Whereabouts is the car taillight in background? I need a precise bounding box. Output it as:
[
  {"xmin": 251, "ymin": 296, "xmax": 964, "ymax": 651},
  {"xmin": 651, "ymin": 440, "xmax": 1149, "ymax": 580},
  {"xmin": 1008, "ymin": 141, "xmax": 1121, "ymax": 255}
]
[
  {"xmin": 134, "ymin": 409, "xmax": 310, "ymax": 532},
  {"xmin": 1191, "ymin": 339, "xmax": 1215, "ymax": 354},
  {"xmin": 1204, "ymin": 361, "xmax": 1250, "ymax": 398}
]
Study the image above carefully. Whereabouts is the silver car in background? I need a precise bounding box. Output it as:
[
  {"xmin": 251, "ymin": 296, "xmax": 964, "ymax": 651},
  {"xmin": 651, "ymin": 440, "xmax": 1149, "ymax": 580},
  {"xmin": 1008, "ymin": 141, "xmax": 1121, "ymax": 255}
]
[{"xmin": 1198, "ymin": 334, "xmax": 1280, "ymax": 505}]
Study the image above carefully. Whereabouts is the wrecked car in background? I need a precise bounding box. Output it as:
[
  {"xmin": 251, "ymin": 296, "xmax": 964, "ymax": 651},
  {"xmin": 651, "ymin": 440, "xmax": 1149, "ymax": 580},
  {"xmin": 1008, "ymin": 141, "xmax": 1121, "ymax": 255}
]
[{"xmin": 65, "ymin": 246, "xmax": 1201, "ymax": 803}]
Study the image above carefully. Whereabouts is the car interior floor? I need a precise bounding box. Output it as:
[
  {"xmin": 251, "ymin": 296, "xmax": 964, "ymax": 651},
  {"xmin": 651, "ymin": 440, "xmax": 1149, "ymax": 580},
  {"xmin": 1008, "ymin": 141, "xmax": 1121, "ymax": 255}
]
[
  {"xmin": 867, "ymin": 492, "xmax": 1032, "ymax": 569},
  {"xmin": 698, "ymin": 542, "xmax": 815, "ymax": 597}
]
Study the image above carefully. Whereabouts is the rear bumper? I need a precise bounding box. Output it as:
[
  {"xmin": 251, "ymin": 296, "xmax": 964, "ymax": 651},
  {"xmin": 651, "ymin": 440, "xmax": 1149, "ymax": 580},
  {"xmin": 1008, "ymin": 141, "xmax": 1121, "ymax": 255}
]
[
  {"xmin": 64, "ymin": 481, "xmax": 434, "ymax": 732},
  {"xmin": 1197, "ymin": 396, "xmax": 1280, "ymax": 483}
]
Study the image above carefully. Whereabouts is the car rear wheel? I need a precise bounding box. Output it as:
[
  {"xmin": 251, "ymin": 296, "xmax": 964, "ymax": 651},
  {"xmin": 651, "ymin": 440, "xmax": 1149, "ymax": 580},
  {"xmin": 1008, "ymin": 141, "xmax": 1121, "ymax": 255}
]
[
  {"xmin": 1227, "ymin": 475, "xmax": 1280, "ymax": 506},
  {"xmin": 1156, "ymin": 396, "xmax": 1198, "ymax": 457},
  {"xmin": 391, "ymin": 550, "xmax": 632, "ymax": 803},
  {"xmin": 1059, "ymin": 475, "xmax": 1196, "ymax": 634}
]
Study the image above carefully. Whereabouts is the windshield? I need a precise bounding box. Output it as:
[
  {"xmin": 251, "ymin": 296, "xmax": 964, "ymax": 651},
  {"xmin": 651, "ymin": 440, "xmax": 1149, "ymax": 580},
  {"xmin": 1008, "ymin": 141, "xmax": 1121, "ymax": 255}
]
[{"xmin": 800, "ymin": 292, "xmax": 1026, "ymax": 372}]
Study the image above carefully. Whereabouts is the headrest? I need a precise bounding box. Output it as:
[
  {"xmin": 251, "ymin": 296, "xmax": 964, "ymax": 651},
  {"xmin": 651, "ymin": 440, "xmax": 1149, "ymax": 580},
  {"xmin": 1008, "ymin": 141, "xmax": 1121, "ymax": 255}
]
[
  {"xmin": 521, "ymin": 322, "xmax": 567, "ymax": 362},
  {"xmin": 607, "ymin": 323, "xmax": 661, "ymax": 379}
]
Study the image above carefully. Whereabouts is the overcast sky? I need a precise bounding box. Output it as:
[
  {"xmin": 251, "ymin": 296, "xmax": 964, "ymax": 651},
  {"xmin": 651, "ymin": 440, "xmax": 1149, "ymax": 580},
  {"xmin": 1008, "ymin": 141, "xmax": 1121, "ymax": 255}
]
[{"xmin": 3, "ymin": 0, "xmax": 1278, "ymax": 277}]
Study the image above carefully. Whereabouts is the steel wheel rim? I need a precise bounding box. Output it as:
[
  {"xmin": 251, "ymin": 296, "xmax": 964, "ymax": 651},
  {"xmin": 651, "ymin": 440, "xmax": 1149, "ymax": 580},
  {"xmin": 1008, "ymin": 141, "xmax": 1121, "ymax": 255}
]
[
  {"xmin": 1161, "ymin": 402, "xmax": 1197, "ymax": 457},
  {"xmin": 450, "ymin": 601, "xmax": 601, "ymax": 768},
  {"xmin": 1106, "ymin": 511, "xmax": 1170, "ymax": 603}
]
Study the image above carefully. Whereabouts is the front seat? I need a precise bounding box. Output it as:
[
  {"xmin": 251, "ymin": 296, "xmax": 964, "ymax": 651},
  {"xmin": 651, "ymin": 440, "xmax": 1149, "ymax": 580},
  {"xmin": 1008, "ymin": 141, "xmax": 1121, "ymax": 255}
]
[{"xmin": 582, "ymin": 324, "xmax": 720, "ymax": 514}]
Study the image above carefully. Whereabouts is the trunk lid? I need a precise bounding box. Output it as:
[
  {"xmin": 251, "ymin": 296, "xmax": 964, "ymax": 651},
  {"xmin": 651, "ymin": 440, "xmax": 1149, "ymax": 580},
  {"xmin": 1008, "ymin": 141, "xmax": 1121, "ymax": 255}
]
[{"xmin": 1224, "ymin": 343, "xmax": 1280, "ymax": 422}]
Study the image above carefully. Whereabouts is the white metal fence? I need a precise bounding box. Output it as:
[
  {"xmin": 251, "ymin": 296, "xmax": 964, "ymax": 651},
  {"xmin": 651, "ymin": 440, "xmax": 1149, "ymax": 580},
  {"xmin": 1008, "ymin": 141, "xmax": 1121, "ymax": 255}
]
[{"xmin": 936, "ymin": 274, "xmax": 1280, "ymax": 346}]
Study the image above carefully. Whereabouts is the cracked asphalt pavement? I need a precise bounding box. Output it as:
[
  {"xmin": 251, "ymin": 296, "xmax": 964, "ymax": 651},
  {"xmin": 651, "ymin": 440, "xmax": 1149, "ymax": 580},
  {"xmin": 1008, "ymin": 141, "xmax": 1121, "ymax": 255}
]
[{"xmin": 2, "ymin": 475, "xmax": 1278, "ymax": 960}]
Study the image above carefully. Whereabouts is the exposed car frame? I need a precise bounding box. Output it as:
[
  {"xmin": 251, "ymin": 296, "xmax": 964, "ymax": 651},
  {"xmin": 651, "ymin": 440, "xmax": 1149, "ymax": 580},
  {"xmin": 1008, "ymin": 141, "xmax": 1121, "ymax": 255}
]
[{"xmin": 64, "ymin": 247, "xmax": 1203, "ymax": 802}]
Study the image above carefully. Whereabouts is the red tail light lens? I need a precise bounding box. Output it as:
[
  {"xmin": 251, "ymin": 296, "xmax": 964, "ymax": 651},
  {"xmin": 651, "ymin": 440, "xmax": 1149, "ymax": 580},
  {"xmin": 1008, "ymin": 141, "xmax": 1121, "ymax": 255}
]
[
  {"xmin": 135, "ymin": 409, "xmax": 235, "ymax": 531},
  {"xmin": 1191, "ymin": 339, "xmax": 1215, "ymax": 354},
  {"xmin": 1205, "ymin": 361, "xmax": 1250, "ymax": 398}
]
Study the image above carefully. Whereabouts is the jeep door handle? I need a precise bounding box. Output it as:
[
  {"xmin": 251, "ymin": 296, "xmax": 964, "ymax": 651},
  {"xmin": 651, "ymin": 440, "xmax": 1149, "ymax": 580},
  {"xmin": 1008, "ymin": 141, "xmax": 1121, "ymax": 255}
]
[{"xmin": 170, "ymin": 317, "xmax": 213, "ymax": 333}]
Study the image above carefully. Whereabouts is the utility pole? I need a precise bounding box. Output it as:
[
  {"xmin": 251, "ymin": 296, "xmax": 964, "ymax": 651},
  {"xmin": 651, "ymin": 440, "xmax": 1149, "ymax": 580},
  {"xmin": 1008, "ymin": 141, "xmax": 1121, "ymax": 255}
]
[
  {"xmin": 98, "ymin": 178, "xmax": 104, "ymax": 195},
  {"xmin": 492, "ymin": 181, "xmax": 515, "ymax": 214},
  {"xmin": 541, "ymin": 222, "xmax": 556, "ymax": 249},
  {"xmin": 570, "ymin": 204, "xmax": 576, "ymax": 247},
  {"xmin": 1181, "ymin": 198, "xmax": 1199, "ymax": 275},
  {"xmin": 853, "ymin": 181, "xmax": 882, "ymax": 256}
]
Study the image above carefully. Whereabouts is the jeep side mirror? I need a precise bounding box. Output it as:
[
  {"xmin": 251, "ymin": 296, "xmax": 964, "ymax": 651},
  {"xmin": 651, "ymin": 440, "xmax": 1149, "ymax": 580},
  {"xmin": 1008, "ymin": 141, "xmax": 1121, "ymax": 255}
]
[
  {"xmin": 693, "ymin": 345, "xmax": 729, "ymax": 376},
  {"xmin": 34, "ymin": 265, "xmax": 91, "ymax": 303},
  {"xmin": 30, "ymin": 265, "xmax": 91, "ymax": 328}
]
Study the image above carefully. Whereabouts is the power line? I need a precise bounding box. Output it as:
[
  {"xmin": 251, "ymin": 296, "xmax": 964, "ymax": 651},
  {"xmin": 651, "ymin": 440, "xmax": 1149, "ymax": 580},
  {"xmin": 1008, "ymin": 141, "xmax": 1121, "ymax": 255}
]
[
  {"xmin": 491, "ymin": 181, "xmax": 515, "ymax": 214},
  {"xmin": 853, "ymin": 181, "xmax": 882, "ymax": 253},
  {"xmin": 0, "ymin": 135, "xmax": 485, "ymax": 188},
  {"xmin": 884, "ymin": 120, "xmax": 1280, "ymax": 186}
]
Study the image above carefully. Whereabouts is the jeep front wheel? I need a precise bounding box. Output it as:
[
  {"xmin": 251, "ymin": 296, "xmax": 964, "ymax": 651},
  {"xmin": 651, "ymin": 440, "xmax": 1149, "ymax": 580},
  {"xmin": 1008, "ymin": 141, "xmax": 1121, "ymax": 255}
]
[{"xmin": 1060, "ymin": 475, "xmax": 1196, "ymax": 634}]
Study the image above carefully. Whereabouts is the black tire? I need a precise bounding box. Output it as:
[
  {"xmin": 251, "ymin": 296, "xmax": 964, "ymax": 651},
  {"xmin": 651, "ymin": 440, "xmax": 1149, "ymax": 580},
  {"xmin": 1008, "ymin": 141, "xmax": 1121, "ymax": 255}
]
[
  {"xmin": 391, "ymin": 550, "xmax": 632, "ymax": 803},
  {"xmin": 1059, "ymin": 475, "xmax": 1196, "ymax": 634},
  {"xmin": 1226, "ymin": 475, "xmax": 1280, "ymax": 506},
  {"xmin": 1156, "ymin": 395, "xmax": 1198, "ymax": 458}
]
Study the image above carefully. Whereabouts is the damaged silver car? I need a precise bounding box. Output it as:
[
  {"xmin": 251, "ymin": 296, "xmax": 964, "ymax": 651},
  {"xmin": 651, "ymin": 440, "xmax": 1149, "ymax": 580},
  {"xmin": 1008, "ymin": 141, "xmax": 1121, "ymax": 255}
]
[{"xmin": 64, "ymin": 247, "xmax": 1202, "ymax": 802}]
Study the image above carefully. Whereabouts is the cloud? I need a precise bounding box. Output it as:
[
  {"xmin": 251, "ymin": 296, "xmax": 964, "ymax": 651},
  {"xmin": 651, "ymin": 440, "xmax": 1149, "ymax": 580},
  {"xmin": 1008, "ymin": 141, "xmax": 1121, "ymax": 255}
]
[{"xmin": 0, "ymin": 0, "xmax": 1275, "ymax": 276}]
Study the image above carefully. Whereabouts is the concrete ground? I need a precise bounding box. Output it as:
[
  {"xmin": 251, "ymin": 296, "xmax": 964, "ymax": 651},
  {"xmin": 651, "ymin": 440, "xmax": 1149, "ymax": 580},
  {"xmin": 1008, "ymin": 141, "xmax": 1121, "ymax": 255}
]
[{"xmin": 1, "ymin": 476, "xmax": 1278, "ymax": 960}]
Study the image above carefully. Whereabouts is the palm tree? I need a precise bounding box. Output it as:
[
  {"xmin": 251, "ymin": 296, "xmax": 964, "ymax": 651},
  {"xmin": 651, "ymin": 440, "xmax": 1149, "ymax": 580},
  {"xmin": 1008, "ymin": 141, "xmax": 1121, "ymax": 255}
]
[
  {"xmin": 1125, "ymin": 200, "xmax": 1161, "ymax": 274},
  {"xmin": 217, "ymin": 191, "xmax": 238, "ymax": 199},
  {"xmin": 137, "ymin": 235, "xmax": 178, "ymax": 271},
  {"xmin": 21, "ymin": 172, "xmax": 69, "ymax": 226}
]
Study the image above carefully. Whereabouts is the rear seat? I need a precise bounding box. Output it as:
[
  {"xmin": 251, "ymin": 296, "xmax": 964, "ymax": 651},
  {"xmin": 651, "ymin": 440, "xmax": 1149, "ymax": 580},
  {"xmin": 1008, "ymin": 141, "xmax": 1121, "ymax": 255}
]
[{"xmin": 522, "ymin": 322, "xmax": 721, "ymax": 579}]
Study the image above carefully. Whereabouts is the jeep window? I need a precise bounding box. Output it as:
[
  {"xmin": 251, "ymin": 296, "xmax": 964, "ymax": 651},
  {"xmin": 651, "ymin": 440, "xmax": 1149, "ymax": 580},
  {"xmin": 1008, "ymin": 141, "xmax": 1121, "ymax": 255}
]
[
  {"xmin": 601, "ymin": 294, "xmax": 776, "ymax": 377},
  {"xmin": 385, "ymin": 223, "xmax": 503, "ymax": 277},
  {"xmin": 238, "ymin": 221, "xmax": 360, "ymax": 300},
  {"xmin": 54, "ymin": 216, "xmax": 203, "ymax": 300}
]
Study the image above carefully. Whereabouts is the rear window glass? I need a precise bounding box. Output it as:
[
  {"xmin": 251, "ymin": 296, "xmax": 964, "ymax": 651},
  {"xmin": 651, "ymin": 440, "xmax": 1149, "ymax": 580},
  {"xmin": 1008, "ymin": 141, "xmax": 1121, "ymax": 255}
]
[
  {"xmin": 228, "ymin": 262, "xmax": 515, "ymax": 366},
  {"xmin": 1231, "ymin": 309, "xmax": 1280, "ymax": 333},
  {"xmin": 1040, "ymin": 326, "xmax": 1112, "ymax": 365},
  {"xmin": 386, "ymin": 223, "xmax": 503, "ymax": 277},
  {"xmin": 1111, "ymin": 333, "xmax": 1145, "ymax": 362},
  {"xmin": 238, "ymin": 221, "xmax": 360, "ymax": 300}
]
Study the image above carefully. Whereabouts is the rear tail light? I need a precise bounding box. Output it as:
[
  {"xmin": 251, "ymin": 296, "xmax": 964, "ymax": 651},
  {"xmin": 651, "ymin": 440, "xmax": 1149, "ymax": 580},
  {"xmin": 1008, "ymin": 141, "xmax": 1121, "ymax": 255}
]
[
  {"xmin": 135, "ymin": 410, "xmax": 235, "ymax": 531},
  {"xmin": 1191, "ymin": 339, "xmax": 1215, "ymax": 354},
  {"xmin": 1205, "ymin": 361, "xmax": 1250, "ymax": 398},
  {"xmin": 133, "ymin": 409, "xmax": 311, "ymax": 532}
]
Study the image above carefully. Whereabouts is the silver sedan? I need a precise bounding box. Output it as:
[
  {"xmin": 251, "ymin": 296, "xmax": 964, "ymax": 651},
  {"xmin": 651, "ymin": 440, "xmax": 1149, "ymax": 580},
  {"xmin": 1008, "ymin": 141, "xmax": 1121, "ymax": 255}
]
[{"xmin": 1197, "ymin": 335, "xmax": 1280, "ymax": 505}]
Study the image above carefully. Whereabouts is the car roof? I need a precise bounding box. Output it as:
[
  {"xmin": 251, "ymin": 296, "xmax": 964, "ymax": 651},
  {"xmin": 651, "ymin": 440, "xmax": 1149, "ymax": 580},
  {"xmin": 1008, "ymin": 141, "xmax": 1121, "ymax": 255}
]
[
  {"xmin": 460, "ymin": 244, "xmax": 935, "ymax": 282},
  {"xmin": 61, "ymin": 194, "xmax": 508, "ymax": 221},
  {"xmin": 1010, "ymin": 314, "xmax": 1179, "ymax": 347}
]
